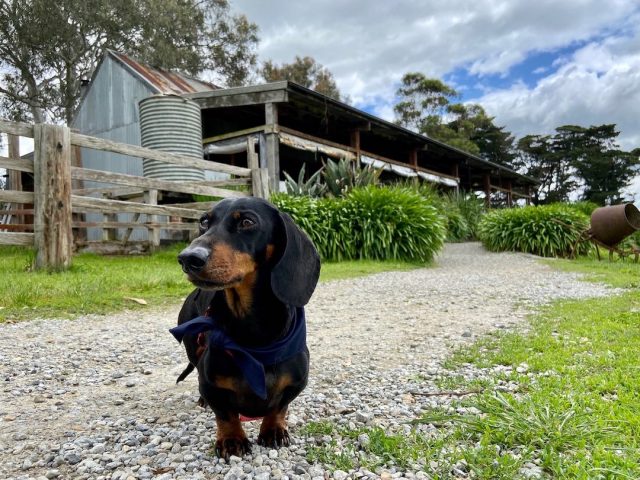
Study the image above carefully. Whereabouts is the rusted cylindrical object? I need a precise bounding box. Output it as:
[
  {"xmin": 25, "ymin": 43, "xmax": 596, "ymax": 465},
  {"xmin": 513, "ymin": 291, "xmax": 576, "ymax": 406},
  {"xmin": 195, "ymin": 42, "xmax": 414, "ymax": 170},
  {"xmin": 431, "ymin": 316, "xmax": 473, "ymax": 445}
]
[{"xmin": 590, "ymin": 204, "xmax": 640, "ymax": 247}]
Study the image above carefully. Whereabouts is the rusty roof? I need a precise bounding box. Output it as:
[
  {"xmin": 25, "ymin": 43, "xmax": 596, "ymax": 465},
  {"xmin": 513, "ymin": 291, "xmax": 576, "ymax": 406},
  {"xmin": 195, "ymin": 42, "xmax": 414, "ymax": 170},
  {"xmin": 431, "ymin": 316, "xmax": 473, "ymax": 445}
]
[{"xmin": 108, "ymin": 50, "xmax": 218, "ymax": 94}]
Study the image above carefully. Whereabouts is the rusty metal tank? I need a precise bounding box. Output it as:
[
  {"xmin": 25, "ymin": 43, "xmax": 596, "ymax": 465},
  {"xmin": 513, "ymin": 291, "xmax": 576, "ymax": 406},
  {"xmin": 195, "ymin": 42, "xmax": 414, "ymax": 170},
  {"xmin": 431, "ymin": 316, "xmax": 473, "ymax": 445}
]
[{"xmin": 589, "ymin": 203, "xmax": 640, "ymax": 247}]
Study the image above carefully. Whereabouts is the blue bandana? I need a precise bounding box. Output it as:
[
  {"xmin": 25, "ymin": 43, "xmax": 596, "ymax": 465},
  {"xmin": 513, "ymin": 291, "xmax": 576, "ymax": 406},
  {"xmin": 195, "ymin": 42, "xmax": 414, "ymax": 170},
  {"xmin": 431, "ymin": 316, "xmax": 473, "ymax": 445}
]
[{"xmin": 169, "ymin": 307, "xmax": 306, "ymax": 399}]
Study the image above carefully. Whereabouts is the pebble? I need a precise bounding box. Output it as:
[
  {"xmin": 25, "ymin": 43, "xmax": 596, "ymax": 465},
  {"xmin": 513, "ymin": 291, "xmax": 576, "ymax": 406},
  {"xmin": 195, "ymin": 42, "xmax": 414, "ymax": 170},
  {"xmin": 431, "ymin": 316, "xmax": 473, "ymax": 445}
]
[{"xmin": 0, "ymin": 243, "xmax": 617, "ymax": 479}]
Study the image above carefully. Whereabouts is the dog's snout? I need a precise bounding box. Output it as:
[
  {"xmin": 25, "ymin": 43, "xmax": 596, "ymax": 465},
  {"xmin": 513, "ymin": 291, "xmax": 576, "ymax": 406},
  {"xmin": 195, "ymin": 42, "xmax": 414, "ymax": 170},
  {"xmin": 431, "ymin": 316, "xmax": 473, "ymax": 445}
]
[{"xmin": 178, "ymin": 246, "xmax": 210, "ymax": 274}]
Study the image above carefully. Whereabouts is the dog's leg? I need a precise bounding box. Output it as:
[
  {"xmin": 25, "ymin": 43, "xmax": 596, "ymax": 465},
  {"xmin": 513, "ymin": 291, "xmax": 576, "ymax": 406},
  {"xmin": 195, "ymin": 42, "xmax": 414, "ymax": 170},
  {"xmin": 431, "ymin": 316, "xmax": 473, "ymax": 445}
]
[
  {"xmin": 258, "ymin": 406, "xmax": 290, "ymax": 448},
  {"xmin": 214, "ymin": 415, "xmax": 251, "ymax": 459}
]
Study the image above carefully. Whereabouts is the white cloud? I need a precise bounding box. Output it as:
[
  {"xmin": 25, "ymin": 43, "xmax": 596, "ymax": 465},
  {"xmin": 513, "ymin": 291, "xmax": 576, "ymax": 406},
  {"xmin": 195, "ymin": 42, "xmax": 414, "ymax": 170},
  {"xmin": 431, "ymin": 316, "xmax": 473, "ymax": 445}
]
[
  {"xmin": 477, "ymin": 32, "xmax": 640, "ymax": 150},
  {"xmin": 231, "ymin": 0, "xmax": 639, "ymax": 145}
]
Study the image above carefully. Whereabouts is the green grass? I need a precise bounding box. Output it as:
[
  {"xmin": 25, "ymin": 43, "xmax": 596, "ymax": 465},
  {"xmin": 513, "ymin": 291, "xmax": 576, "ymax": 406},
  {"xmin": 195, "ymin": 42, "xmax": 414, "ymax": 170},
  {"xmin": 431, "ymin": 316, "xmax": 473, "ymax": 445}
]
[
  {"xmin": 319, "ymin": 259, "xmax": 423, "ymax": 282},
  {"xmin": 0, "ymin": 245, "xmax": 424, "ymax": 322},
  {"xmin": 547, "ymin": 255, "xmax": 640, "ymax": 289},
  {"xmin": 300, "ymin": 258, "xmax": 640, "ymax": 478}
]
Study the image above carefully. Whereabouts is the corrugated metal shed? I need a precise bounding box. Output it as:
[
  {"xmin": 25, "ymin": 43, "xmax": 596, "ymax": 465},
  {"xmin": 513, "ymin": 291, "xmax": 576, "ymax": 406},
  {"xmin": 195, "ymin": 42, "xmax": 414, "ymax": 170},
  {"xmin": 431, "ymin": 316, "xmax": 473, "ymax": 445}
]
[
  {"xmin": 108, "ymin": 50, "xmax": 218, "ymax": 95},
  {"xmin": 71, "ymin": 51, "xmax": 217, "ymax": 241}
]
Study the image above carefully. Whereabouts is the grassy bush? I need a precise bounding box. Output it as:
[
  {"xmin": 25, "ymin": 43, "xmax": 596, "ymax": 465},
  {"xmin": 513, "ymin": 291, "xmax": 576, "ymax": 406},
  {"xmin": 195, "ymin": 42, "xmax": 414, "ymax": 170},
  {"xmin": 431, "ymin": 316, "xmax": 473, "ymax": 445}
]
[
  {"xmin": 407, "ymin": 183, "xmax": 484, "ymax": 242},
  {"xmin": 567, "ymin": 200, "xmax": 599, "ymax": 217},
  {"xmin": 272, "ymin": 186, "xmax": 445, "ymax": 263},
  {"xmin": 478, "ymin": 204, "xmax": 590, "ymax": 257}
]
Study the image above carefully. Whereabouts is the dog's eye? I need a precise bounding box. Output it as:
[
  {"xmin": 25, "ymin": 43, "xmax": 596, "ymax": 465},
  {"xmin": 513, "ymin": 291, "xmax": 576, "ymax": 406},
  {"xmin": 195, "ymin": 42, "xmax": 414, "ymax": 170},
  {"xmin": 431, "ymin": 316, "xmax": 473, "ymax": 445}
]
[
  {"xmin": 199, "ymin": 216, "xmax": 209, "ymax": 230},
  {"xmin": 238, "ymin": 218, "xmax": 255, "ymax": 230}
]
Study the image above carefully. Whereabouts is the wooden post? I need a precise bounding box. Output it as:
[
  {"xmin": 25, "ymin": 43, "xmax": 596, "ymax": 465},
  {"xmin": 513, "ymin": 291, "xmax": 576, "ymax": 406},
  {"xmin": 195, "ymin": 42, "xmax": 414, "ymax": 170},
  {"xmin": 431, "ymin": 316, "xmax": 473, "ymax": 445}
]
[
  {"xmin": 145, "ymin": 189, "xmax": 160, "ymax": 251},
  {"xmin": 248, "ymin": 137, "xmax": 269, "ymax": 200},
  {"xmin": 71, "ymin": 142, "xmax": 87, "ymax": 243},
  {"xmin": 350, "ymin": 130, "xmax": 361, "ymax": 164},
  {"xmin": 264, "ymin": 103, "xmax": 280, "ymax": 192},
  {"xmin": 33, "ymin": 124, "xmax": 73, "ymax": 270},
  {"xmin": 506, "ymin": 180, "xmax": 513, "ymax": 207},
  {"xmin": 483, "ymin": 173, "xmax": 491, "ymax": 208},
  {"xmin": 451, "ymin": 163, "xmax": 460, "ymax": 194},
  {"xmin": 525, "ymin": 185, "xmax": 531, "ymax": 205},
  {"xmin": 102, "ymin": 193, "xmax": 117, "ymax": 242},
  {"xmin": 408, "ymin": 148, "xmax": 418, "ymax": 168},
  {"xmin": 7, "ymin": 134, "xmax": 24, "ymax": 228}
]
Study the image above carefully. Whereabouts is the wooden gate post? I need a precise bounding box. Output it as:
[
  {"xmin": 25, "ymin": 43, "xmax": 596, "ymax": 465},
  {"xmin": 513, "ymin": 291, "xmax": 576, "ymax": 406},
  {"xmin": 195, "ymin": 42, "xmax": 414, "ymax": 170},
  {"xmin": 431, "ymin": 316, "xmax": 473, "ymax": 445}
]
[
  {"xmin": 247, "ymin": 137, "xmax": 270, "ymax": 200},
  {"xmin": 33, "ymin": 124, "xmax": 73, "ymax": 270}
]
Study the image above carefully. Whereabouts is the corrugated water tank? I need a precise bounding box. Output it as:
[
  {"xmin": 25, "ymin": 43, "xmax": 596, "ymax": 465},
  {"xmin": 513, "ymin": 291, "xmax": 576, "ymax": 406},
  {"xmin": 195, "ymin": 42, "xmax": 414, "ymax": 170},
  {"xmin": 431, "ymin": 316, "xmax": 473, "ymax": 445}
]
[{"xmin": 139, "ymin": 94, "xmax": 204, "ymax": 182}]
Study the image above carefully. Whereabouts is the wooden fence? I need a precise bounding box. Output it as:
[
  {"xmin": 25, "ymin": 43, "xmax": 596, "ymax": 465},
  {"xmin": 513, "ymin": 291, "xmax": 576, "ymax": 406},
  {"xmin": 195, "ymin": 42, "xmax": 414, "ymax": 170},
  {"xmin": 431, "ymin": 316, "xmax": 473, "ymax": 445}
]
[{"xmin": 0, "ymin": 119, "xmax": 269, "ymax": 269}]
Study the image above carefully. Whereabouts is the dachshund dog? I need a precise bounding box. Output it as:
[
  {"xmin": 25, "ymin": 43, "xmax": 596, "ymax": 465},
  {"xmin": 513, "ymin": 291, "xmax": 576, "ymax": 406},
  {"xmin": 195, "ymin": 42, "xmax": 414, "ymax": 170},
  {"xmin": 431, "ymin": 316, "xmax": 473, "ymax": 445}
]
[{"xmin": 170, "ymin": 197, "xmax": 320, "ymax": 459}]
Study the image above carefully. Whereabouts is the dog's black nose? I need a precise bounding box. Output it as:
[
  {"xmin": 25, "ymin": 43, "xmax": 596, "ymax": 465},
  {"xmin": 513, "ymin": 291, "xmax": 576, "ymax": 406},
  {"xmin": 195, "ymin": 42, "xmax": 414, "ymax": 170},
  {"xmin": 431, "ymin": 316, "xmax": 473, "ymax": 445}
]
[{"xmin": 178, "ymin": 247, "xmax": 209, "ymax": 273}]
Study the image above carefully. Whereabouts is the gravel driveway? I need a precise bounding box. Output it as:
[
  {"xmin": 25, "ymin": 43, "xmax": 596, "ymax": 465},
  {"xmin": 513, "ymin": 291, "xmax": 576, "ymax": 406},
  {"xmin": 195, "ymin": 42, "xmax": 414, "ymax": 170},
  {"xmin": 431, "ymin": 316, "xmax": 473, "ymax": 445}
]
[{"xmin": 0, "ymin": 243, "xmax": 616, "ymax": 480}]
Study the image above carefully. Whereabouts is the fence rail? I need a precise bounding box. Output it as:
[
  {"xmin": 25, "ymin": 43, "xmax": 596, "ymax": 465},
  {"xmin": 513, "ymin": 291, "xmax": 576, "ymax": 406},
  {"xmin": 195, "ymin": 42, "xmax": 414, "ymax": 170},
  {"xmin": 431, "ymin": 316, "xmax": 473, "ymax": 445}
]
[{"xmin": 0, "ymin": 119, "xmax": 268, "ymax": 269}]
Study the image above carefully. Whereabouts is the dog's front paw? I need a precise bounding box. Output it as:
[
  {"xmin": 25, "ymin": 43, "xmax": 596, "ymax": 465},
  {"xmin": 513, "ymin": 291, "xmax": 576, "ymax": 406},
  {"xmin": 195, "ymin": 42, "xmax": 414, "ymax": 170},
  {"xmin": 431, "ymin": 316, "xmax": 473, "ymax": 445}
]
[
  {"xmin": 258, "ymin": 426, "xmax": 290, "ymax": 448},
  {"xmin": 215, "ymin": 436, "xmax": 252, "ymax": 459}
]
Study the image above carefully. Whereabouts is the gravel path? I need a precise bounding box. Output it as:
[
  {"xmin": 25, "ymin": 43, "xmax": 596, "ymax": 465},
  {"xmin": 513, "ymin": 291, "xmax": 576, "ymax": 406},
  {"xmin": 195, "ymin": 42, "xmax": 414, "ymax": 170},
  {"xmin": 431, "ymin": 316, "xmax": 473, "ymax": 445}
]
[{"xmin": 0, "ymin": 243, "xmax": 617, "ymax": 480}]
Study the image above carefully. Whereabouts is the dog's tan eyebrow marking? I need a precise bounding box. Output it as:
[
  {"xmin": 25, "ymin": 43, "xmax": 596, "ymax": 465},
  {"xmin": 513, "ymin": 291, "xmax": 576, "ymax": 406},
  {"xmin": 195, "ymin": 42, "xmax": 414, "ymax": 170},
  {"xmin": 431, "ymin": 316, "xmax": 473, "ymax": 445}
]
[{"xmin": 232, "ymin": 211, "xmax": 241, "ymax": 220}]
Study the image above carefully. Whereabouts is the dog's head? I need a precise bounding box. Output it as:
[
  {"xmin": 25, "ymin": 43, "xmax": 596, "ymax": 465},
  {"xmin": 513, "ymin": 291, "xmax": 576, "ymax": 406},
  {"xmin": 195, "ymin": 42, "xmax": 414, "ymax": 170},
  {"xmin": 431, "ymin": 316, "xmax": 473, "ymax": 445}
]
[{"xmin": 178, "ymin": 197, "xmax": 320, "ymax": 307}]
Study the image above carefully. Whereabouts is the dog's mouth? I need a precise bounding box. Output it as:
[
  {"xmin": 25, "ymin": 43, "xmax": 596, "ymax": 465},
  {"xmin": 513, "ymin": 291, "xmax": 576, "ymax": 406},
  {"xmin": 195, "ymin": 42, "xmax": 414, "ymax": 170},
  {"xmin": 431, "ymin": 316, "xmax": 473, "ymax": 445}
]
[{"xmin": 186, "ymin": 274, "xmax": 243, "ymax": 291}]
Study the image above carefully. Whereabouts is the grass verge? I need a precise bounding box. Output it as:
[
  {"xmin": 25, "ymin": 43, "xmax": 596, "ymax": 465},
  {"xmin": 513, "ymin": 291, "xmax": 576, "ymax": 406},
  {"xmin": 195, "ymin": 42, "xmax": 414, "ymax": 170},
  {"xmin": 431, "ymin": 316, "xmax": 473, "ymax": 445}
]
[
  {"xmin": 299, "ymin": 257, "xmax": 640, "ymax": 478},
  {"xmin": 0, "ymin": 245, "xmax": 424, "ymax": 322}
]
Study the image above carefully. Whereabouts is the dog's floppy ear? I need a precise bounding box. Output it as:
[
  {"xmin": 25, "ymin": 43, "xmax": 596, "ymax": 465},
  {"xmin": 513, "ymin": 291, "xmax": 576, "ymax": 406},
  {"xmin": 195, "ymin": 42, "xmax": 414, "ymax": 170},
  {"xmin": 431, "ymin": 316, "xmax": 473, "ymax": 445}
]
[{"xmin": 271, "ymin": 212, "xmax": 320, "ymax": 307}]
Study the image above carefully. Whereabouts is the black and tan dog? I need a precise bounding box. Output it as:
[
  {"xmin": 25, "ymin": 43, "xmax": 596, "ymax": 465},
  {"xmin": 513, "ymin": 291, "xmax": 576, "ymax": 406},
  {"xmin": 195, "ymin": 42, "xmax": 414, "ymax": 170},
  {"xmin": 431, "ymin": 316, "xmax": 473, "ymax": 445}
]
[{"xmin": 170, "ymin": 197, "xmax": 320, "ymax": 459}]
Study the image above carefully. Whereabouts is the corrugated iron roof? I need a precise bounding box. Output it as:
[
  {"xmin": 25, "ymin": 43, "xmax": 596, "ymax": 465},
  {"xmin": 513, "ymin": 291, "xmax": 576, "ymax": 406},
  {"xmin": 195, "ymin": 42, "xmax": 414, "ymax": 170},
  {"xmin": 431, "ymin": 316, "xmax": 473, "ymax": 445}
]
[{"xmin": 108, "ymin": 50, "xmax": 218, "ymax": 94}]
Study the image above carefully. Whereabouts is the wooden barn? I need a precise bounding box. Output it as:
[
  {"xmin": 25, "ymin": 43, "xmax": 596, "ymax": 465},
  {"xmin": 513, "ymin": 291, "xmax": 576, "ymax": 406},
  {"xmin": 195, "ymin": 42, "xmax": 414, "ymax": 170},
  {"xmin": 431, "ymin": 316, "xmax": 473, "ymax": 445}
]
[
  {"xmin": 57, "ymin": 51, "xmax": 539, "ymax": 243},
  {"xmin": 186, "ymin": 81, "xmax": 538, "ymax": 203}
]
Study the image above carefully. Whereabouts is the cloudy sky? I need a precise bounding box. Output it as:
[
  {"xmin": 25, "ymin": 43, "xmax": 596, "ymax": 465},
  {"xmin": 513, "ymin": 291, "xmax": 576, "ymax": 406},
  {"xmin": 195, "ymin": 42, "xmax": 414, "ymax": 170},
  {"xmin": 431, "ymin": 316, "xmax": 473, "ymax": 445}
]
[{"xmin": 232, "ymin": 0, "xmax": 640, "ymax": 154}]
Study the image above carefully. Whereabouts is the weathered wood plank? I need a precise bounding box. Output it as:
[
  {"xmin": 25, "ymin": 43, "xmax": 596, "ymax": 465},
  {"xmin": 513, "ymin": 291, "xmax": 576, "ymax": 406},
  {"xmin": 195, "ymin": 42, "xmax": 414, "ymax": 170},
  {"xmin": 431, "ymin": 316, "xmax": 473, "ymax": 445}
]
[
  {"xmin": 279, "ymin": 131, "xmax": 356, "ymax": 160},
  {"xmin": 202, "ymin": 126, "xmax": 267, "ymax": 145},
  {"xmin": 0, "ymin": 119, "xmax": 34, "ymax": 138},
  {"xmin": 162, "ymin": 200, "xmax": 218, "ymax": 211},
  {"xmin": 0, "ymin": 156, "xmax": 34, "ymax": 173},
  {"xmin": 73, "ymin": 221, "xmax": 197, "ymax": 231},
  {"xmin": 72, "ymin": 186, "xmax": 145, "ymax": 198},
  {"xmin": 185, "ymin": 81, "xmax": 288, "ymax": 100},
  {"xmin": 71, "ymin": 195, "xmax": 204, "ymax": 219},
  {"xmin": 0, "ymin": 190, "xmax": 35, "ymax": 203},
  {"xmin": 33, "ymin": 124, "xmax": 73, "ymax": 269},
  {"xmin": 70, "ymin": 132, "xmax": 252, "ymax": 177},
  {"xmin": 189, "ymin": 90, "xmax": 288, "ymax": 109},
  {"xmin": 252, "ymin": 168, "xmax": 270, "ymax": 200},
  {"xmin": 265, "ymin": 103, "xmax": 280, "ymax": 191},
  {"xmin": 0, "ymin": 232, "xmax": 34, "ymax": 246},
  {"xmin": 247, "ymin": 137, "xmax": 259, "ymax": 170},
  {"xmin": 71, "ymin": 167, "xmax": 249, "ymax": 199},
  {"xmin": 144, "ymin": 189, "xmax": 160, "ymax": 249},
  {"xmin": 279, "ymin": 126, "xmax": 357, "ymax": 156},
  {"xmin": 0, "ymin": 224, "xmax": 33, "ymax": 231}
]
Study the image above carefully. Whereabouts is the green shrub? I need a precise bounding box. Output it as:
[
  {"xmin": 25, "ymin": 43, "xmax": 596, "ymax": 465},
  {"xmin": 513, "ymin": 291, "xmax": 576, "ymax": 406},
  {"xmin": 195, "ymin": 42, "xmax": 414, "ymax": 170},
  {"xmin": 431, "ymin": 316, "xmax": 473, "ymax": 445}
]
[
  {"xmin": 323, "ymin": 158, "xmax": 380, "ymax": 197},
  {"xmin": 272, "ymin": 186, "xmax": 445, "ymax": 263},
  {"xmin": 567, "ymin": 201, "xmax": 599, "ymax": 217},
  {"xmin": 282, "ymin": 163, "xmax": 326, "ymax": 197},
  {"xmin": 478, "ymin": 204, "xmax": 590, "ymax": 258},
  {"xmin": 409, "ymin": 185, "xmax": 484, "ymax": 242},
  {"xmin": 450, "ymin": 192, "xmax": 486, "ymax": 239},
  {"xmin": 345, "ymin": 186, "xmax": 445, "ymax": 262}
]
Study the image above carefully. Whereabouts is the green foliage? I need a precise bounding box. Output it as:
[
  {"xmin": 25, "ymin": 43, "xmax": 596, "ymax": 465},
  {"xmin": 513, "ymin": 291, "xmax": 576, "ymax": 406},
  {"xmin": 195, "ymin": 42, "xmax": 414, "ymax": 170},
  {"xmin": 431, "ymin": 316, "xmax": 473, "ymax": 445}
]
[
  {"xmin": 261, "ymin": 55, "xmax": 342, "ymax": 101},
  {"xmin": 393, "ymin": 72, "xmax": 515, "ymax": 164},
  {"xmin": 567, "ymin": 200, "xmax": 599, "ymax": 216},
  {"xmin": 272, "ymin": 186, "xmax": 445, "ymax": 263},
  {"xmin": 514, "ymin": 125, "xmax": 638, "ymax": 205},
  {"xmin": 282, "ymin": 163, "xmax": 326, "ymax": 197},
  {"xmin": 322, "ymin": 158, "xmax": 380, "ymax": 197},
  {"xmin": 478, "ymin": 204, "xmax": 590, "ymax": 257},
  {"xmin": 345, "ymin": 186, "xmax": 445, "ymax": 262},
  {"xmin": 443, "ymin": 288, "xmax": 640, "ymax": 478},
  {"xmin": 0, "ymin": 0, "xmax": 258, "ymax": 123}
]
